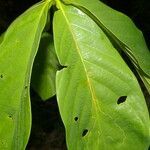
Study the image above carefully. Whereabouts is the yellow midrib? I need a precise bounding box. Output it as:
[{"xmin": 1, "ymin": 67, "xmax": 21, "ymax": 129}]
[{"xmin": 56, "ymin": 0, "xmax": 100, "ymax": 114}]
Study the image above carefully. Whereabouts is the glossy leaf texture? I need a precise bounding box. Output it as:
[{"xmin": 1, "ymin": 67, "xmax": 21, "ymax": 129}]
[
  {"xmin": 54, "ymin": 2, "xmax": 150, "ymax": 150},
  {"xmin": 0, "ymin": 1, "xmax": 51, "ymax": 149},
  {"xmin": 31, "ymin": 32, "xmax": 59, "ymax": 100},
  {"xmin": 63, "ymin": 0, "xmax": 150, "ymax": 92}
]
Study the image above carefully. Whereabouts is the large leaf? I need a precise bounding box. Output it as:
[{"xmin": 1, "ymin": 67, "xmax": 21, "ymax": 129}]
[
  {"xmin": 0, "ymin": 1, "xmax": 51, "ymax": 149},
  {"xmin": 63, "ymin": 0, "xmax": 150, "ymax": 91},
  {"xmin": 54, "ymin": 2, "xmax": 150, "ymax": 150},
  {"xmin": 31, "ymin": 32, "xmax": 59, "ymax": 100}
]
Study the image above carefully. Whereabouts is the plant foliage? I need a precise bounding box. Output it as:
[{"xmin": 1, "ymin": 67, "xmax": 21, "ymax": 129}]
[{"xmin": 0, "ymin": 0, "xmax": 149, "ymax": 149}]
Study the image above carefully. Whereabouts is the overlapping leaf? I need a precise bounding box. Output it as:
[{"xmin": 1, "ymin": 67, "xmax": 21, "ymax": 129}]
[
  {"xmin": 0, "ymin": 1, "xmax": 51, "ymax": 149},
  {"xmin": 54, "ymin": 2, "xmax": 150, "ymax": 150},
  {"xmin": 31, "ymin": 32, "xmax": 59, "ymax": 100}
]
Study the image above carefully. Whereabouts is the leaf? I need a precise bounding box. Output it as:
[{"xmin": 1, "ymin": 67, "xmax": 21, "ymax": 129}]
[
  {"xmin": 140, "ymin": 73, "xmax": 150, "ymax": 95},
  {"xmin": 31, "ymin": 32, "xmax": 59, "ymax": 100},
  {"xmin": 63, "ymin": 0, "xmax": 150, "ymax": 92},
  {"xmin": 0, "ymin": 1, "xmax": 51, "ymax": 149},
  {"xmin": 54, "ymin": 2, "xmax": 150, "ymax": 150}
]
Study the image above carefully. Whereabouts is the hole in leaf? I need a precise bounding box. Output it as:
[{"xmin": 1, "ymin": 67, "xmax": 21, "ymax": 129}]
[
  {"xmin": 74, "ymin": 117, "xmax": 78, "ymax": 121},
  {"xmin": 82, "ymin": 129, "xmax": 88, "ymax": 137},
  {"xmin": 8, "ymin": 115, "xmax": 13, "ymax": 119},
  {"xmin": 0, "ymin": 74, "xmax": 3, "ymax": 78},
  {"xmin": 25, "ymin": 86, "xmax": 28, "ymax": 89},
  {"xmin": 58, "ymin": 65, "xmax": 67, "ymax": 70},
  {"xmin": 117, "ymin": 96, "xmax": 127, "ymax": 104}
]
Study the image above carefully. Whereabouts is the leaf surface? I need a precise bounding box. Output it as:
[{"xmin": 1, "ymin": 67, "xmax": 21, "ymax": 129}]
[
  {"xmin": 0, "ymin": 1, "xmax": 51, "ymax": 149},
  {"xmin": 54, "ymin": 2, "xmax": 150, "ymax": 150},
  {"xmin": 31, "ymin": 32, "xmax": 59, "ymax": 100},
  {"xmin": 63, "ymin": 0, "xmax": 150, "ymax": 92}
]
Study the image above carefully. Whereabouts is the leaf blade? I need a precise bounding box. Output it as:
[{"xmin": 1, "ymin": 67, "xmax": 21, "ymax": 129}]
[
  {"xmin": 54, "ymin": 3, "xmax": 150, "ymax": 150},
  {"xmin": 31, "ymin": 32, "xmax": 59, "ymax": 100},
  {"xmin": 63, "ymin": 0, "xmax": 150, "ymax": 76},
  {"xmin": 0, "ymin": 1, "xmax": 51, "ymax": 149},
  {"xmin": 63, "ymin": 0, "xmax": 150, "ymax": 93}
]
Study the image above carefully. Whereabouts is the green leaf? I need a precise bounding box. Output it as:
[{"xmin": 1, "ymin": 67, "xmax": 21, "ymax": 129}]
[
  {"xmin": 0, "ymin": 1, "xmax": 51, "ymax": 149},
  {"xmin": 63, "ymin": 0, "xmax": 150, "ymax": 92},
  {"xmin": 54, "ymin": 2, "xmax": 150, "ymax": 150},
  {"xmin": 140, "ymin": 73, "xmax": 150, "ymax": 95},
  {"xmin": 31, "ymin": 32, "xmax": 59, "ymax": 100}
]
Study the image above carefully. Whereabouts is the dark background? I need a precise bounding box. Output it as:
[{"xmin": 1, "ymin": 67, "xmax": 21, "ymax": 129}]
[{"xmin": 0, "ymin": 0, "xmax": 150, "ymax": 149}]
